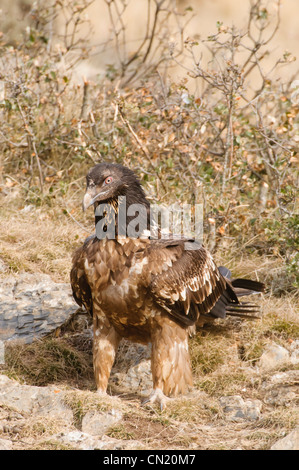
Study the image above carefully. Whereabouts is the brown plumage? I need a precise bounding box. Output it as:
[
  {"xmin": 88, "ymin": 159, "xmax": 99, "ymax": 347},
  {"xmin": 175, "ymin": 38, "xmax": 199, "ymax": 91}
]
[{"xmin": 71, "ymin": 163, "xmax": 265, "ymax": 407}]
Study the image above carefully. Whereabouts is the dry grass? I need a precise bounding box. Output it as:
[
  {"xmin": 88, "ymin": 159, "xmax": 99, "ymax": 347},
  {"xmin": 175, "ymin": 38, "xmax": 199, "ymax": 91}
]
[
  {"xmin": 5, "ymin": 337, "xmax": 94, "ymax": 389},
  {"xmin": 0, "ymin": 189, "xmax": 91, "ymax": 282}
]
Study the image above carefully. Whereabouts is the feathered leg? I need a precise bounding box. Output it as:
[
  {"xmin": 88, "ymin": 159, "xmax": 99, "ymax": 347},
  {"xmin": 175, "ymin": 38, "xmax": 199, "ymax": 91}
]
[
  {"xmin": 145, "ymin": 314, "xmax": 193, "ymax": 409},
  {"xmin": 93, "ymin": 314, "xmax": 121, "ymax": 394}
]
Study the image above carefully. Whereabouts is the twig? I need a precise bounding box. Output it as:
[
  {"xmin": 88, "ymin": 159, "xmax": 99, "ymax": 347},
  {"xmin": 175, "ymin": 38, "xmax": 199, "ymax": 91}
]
[
  {"xmin": 3, "ymin": 174, "xmax": 42, "ymax": 198},
  {"xmin": 16, "ymin": 96, "xmax": 44, "ymax": 194},
  {"xmin": 80, "ymin": 79, "xmax": 93, "ymax": 121},
  {"xmin": 65, "ymin": 207, "xmax": 93, "ymax": 234},
  {"xmin": 117, "ymin": 103, "xmax": 167, "ymax": 193}
]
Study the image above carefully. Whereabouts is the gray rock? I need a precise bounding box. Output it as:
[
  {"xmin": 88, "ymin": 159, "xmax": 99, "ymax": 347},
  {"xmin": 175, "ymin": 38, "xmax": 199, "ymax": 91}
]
[
  {"xmin": 0, "ymin": 273, "xmax": 79, "ymax": 344},
  {"xmin": 258, "ymin": 343, "xmax": 290, "ymax": 371},
  {"xmin": 56, "ymin": 431, "xmax": 143, "ymax": 450},
  {"xmin": 290, "ymin": 340, "xmax": 299, "ymax": 365},
  {"xmin": 56, "ymin": 430, "xmax": 98, "ymax": 450},
  {"xmin": 271, "ymin": 427, "xmax": 299, "ymax": 450},
  {"xmin": 261, "ymin": 370, "xmax": 299, "ymax": 406},
  {"xmin": 111, "ymin": 341, "xmax": 152, "ymax": 396},
  {"xmin": 0, "ymin": 258, "xmax": 8, "ymax": 274},
  {"xmin": 81, "ymin": 409, "xmax": 123, "ymax": 437},
  {"xmin": 0, "ymin": 339, "xmax": 4, "ymax": 365},
  {"xmin": 121, "ymin": 359, "xmax": 152, "ymax": 397},
  {"xmin": 0, "ymin": 374, "xmax": 73, "ymax": 422},
  {"xmin": 95, "ymin": 435, "xmax": 144, "ymax": 450},
  {"xmin": 0, "ymin": 438, "xmax": 13, "ymax": 450},
  {"xmin": 220, "ymin": 395, "xmax": 262, "ymax": 421}
]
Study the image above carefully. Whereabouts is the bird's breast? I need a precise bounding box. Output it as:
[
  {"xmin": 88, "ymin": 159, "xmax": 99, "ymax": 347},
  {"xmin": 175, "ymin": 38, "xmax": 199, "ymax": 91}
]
[{"xmin": 84, "ymin": 238, "xmax": 154, "ymax": 336}]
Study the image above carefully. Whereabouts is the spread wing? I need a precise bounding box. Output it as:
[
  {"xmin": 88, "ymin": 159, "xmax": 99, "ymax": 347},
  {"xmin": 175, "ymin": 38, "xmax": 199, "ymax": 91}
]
[
  {"xmin": 70, "ymin": 235, "xmax": 95, "ymax": 316},
  {"xmin": 147, "ymin": 238, "xmax": 230, "ymax": 326}
]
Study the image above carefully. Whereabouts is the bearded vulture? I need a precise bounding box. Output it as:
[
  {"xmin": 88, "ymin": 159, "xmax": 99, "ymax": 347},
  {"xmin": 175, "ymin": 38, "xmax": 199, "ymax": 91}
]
[{"xmin": 71, "ymin": 162, "xmax": 264, "ymax": 408}]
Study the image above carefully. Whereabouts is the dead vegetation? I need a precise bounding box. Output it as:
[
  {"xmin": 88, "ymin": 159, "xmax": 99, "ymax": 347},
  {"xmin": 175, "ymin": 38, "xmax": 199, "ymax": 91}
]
[{"xmin": 0, "ymin": 0, "xmax": 298, "ymax": 450}]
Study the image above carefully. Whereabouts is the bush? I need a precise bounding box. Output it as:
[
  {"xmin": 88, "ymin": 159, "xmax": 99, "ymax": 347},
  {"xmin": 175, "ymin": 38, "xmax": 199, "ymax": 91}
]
[{"xmin": 0, "ymin": 0, "xmax": 298, "ymax": 292}]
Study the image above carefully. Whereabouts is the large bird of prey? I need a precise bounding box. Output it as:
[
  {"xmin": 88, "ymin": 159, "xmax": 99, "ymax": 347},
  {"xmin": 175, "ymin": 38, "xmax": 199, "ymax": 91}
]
[{"xmin": 71, "ymin": 163, "xmax": 264, "ymax": 408}]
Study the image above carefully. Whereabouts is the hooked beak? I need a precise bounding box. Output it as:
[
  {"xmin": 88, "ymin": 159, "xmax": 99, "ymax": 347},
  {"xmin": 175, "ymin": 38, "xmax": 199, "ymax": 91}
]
[
  {"xmin": 82, "ymin": 191, "xmax": 100, "ymax": 212},
  {"xmin": 82, "ymin": 188, "xmax": 110, "ymax": 212}
]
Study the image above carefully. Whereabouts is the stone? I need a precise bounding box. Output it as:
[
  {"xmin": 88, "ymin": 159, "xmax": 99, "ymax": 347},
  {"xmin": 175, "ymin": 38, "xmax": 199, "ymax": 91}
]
[
  {"xmin": 0, "ymin": 339, "xmax": 4, "ymax": 365},
  {"xmin": 81, "ymin": 409, "xmax": 123, "ymax": 437},
  {"xmin": 271, "ymin": 427, "xmax": 299, "ymax": 450},
  {"xmin": 258, "ymin": 343, "xmax": 290, "ymax": 371},
  {"xmin": 56, "ymin": 431, "xmax": 143, "ymax": 450},
  {"xmin": 110, "ymin": 341, "xmax": 152, "ymax": 396},
  {"xmin": 0, "ymin": 258, "xmax": 8, "ymax": 274},
  {"xmin": 0, "ymin": 273, "xmax": 79, "ymax": 343},
  {"xmin": 95, "ymin": 435, "xmax": 144, "ymax": 450},
  {"xmin": 261, "ymin": 370, "xmax": 299, "ymax": 406},
  {"xmin": 56, "ymin": 430, "xmax": 97, "ymax": 450},
  {"xmin": 220, "ymin": 395, "xmax": 262, "ymax": 422},
  {"xmin": 0, "ymin": 438, "xmax": 13, "ymax": 450},
  {"xmin": 0, "ymin": 374, "xmax": 73, "ymax": 423},
  {"xmin": 123, "ymin": 359, "xmax": 152, "ymax": 397},
  {"xmin": 290, "ymin": 340, "xmax": 299, "ymax": 365}
]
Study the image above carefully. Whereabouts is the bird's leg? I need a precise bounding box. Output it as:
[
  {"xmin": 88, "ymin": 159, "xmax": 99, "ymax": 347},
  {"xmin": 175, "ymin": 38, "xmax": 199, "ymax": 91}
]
[
  {"xmin": 93, "ymin": 314, "xmax": 120, "ymax": 394},
  {"xmin": 146, "ymin": 315, "xmax": 193, "ymax": 409}
]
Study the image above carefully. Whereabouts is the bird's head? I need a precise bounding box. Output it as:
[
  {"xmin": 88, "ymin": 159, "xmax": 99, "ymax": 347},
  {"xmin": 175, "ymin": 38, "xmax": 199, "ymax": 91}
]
[{"xmin": 82, "ymin": 162, "xmax": 148, "ymax": 212}]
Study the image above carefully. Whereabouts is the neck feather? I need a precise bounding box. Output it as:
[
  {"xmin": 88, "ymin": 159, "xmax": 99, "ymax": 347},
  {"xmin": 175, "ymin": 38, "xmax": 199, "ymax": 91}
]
[{"xmin": 94, "ymin": 189, "xmax": 151, "ymax": 238}]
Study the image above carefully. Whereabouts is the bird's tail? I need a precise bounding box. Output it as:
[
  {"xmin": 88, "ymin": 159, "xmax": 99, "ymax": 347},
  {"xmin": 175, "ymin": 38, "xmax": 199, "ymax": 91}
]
[
  {"xmin": 231, "ymin": 278, "xmax": 265, "ymax": 297},
  {"xmin": 228, "ymin": 278, "xmax": 265, "ymax": 319},
  {"xmin": 210, "ymin": 267, "xmax": 265, "ymax": 320},
  {"xmin": 218, "ymin": 266, "xmax": 265, "ymax": 297}
]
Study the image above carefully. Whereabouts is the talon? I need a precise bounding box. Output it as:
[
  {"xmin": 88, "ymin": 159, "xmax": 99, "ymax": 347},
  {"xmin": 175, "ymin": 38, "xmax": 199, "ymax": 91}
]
[{"xmin": 142, "ymin": 388, "xmax": 170, "ymax": 410}]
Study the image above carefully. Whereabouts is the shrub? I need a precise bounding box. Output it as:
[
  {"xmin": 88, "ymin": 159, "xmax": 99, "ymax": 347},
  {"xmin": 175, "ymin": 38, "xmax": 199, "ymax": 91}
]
[{"xmin": 0, "ymin": 0, "xmax": 297, "ymax": 291}]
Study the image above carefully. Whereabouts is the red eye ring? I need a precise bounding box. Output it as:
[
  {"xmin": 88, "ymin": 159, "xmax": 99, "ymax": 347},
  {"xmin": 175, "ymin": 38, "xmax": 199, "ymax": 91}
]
[{"xmin": 104, "ymin": 176, "xmax": 113, "ymax": 185}]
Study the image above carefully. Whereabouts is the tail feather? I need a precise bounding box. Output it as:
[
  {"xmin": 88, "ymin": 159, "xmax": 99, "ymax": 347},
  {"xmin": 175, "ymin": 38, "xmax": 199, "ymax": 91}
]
[
  {"xmin": 233, "ymin": 288, "xmax": 262, "ymax": 297},
  {"xmin": 208, "ymin": 270, "xmax": 265, "ymax": 321},
  {"xmin": 232, "ymin": 278, "xmax": 265, "ymax": 293},
  {"xmin": 226, "ymin": 301, "xmax": 262, "ymax": 319},
  {"xmin": 225, "ymin": 310, "xmax": 261, "ymax": 319}
]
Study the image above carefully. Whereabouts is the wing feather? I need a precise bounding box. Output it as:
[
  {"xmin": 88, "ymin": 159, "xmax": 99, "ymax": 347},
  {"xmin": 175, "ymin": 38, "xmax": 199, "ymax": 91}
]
[
  {"xmin": 70, "ymin": 235, "xmax": 94, "ymax": 316},
  {"xmin": 147, "ymin": 239, "xmax": 227, "ymax": 326}
]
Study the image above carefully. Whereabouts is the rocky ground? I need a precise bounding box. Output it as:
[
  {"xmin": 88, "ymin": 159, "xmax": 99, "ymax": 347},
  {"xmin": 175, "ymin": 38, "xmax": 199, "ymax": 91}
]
[{"xmin": 0, "ymin": 273, "xmax": 298, "ymax": 450}]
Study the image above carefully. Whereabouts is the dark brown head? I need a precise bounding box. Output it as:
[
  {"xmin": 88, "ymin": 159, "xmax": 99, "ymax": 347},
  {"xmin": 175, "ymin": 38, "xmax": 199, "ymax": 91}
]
[
  {"xmin": 82, "ymin": 162, "xmax": 148, "ymax": 212},
  {"xmin": 82, "ymin": 162, "xmax": 151, "ymax": 237}
]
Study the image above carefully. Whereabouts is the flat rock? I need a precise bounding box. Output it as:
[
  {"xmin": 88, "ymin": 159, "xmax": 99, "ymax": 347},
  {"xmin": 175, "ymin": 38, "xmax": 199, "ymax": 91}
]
[
  {"xmin": 0, "ymin": 438, "xmax": 13, "ymax": 450},
  {"xmin": 290, "ymin": 340, "xmax": 299, "ymax": 365},
  {"xmin": 111, "ymin": 341, "xmax": 152, "ymax": 396},
  {"xmin": 271, "ymin": 427, "xmax": 299, "ymax": 450},
  {"xmin": 56, "ymin": 431, "xmax": 143, "ymax": 450},
  {"xmin": 0, "ymin": 273, "xmax": 78, "ymax": 344},
  {"xmin": 81, "ymin": 409, "xmax": 123, "ymax": 437},
  {"xmin": 220, "ymin": 395, "xmax": 262, "ymax": 422},
  {"xmin": 261, "ymin": 370, "xmax": 299, "ymax": 406},
  {"xmin": 258, "ymin": 343, "xmax": 290, "ymax": 371},
  {"xmin": 0, "ymin": 374, "xmax": 73, "ymax": 422},
  {"xmin": 0, "ymin": 258, "xmax": 8, "ymax": 274}
]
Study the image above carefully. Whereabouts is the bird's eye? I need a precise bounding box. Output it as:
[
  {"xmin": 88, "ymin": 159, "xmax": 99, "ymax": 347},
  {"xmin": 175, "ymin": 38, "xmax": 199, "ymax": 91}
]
[{"xmin": 104, "ymin": 176, "xmax": 113, "ymax": 185}]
